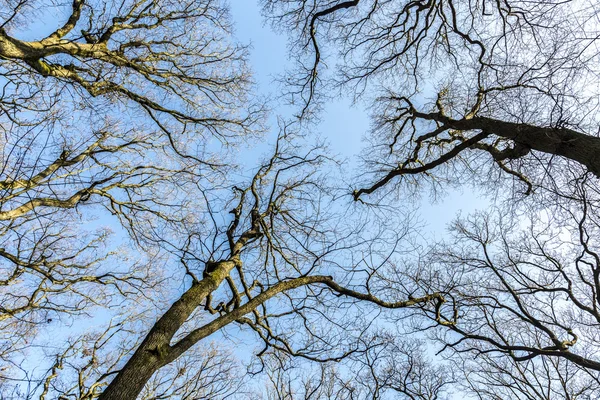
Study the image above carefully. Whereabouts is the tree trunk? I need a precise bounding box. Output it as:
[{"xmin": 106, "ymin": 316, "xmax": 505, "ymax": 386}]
[
  {"xmin": 98, "ymin": 259, "xmax": 238, "ymax": 400},
  {"xmin": 420, "ymin": 112, "xmax": 600, "ymax": 176}
]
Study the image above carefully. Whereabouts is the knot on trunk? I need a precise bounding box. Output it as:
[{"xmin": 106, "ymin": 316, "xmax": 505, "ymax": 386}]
[{"xmin": 146, "ymin": 344, "xmax": 169, "ymax": 362}]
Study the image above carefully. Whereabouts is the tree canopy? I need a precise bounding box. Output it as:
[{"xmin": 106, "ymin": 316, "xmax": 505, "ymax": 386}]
[{"xmin": 1, "ymin": 0, "xmax": 600, "ymax": 399}]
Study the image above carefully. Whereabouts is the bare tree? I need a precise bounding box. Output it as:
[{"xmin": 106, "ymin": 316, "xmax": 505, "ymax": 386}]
[
  {"xmin": 0, "ymin": 0, "xmax": 260, "ymax": 387},
  {"xmin": 262, "ymin": 0, "xmax": 600, "ymax": 397},
  {"xmin": 255, "ymin": 353, "xmax": 359, "ymax": 400},
  {"xmin": 0, "ymin": 0, "xmax": 257, "ymax": 137},
  {"xmin": 0, "ymin": 1, "xmax": 453, "ymax": 398},
  {"xmin": 264, "ymin": 0, "xmax": 600, "ymax": 194},
  {"xmin": 399, "ymin": 193, "xmax": 600, "ymax": 398},
  {"xmin": 91, "ymin": 132, "xmax": 445, "ymax": 399},
  {"xmin": 1, "ymin": 314, "xmax": 247, "ymax": 400}
]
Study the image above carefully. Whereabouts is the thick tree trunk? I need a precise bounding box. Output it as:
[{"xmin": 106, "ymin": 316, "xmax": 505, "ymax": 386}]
[
  {"xmin": 356, "ymin": 111, "xmax": 600, "ymax": 199},
  {"xmin": 420, "ymin": 112, "xmax": 600, "ymax": 176},
  {"xmin": 98, "ymin": 259, "xmax": 239, "ymax": 400},
  {"xmin": 97, "ymin": 354, "xmax": 161, "ymax": 400}
]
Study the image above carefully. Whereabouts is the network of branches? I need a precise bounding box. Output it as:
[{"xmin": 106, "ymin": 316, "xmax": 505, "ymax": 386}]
[{"xmin": 0, "ymin": 0, "xmax": 599, "ymax": 399}]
